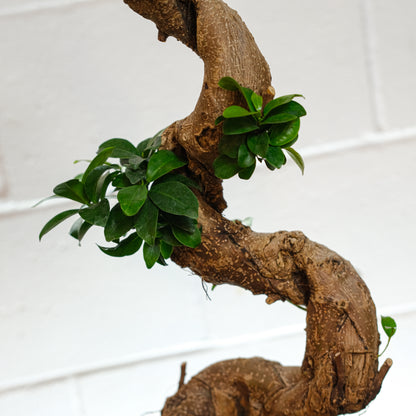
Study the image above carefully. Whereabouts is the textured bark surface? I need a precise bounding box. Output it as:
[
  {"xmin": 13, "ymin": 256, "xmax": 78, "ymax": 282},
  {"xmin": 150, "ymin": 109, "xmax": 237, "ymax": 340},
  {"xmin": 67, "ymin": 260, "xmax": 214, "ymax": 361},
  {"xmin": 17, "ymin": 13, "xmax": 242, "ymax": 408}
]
[{"xmin": 123, "ymin": 0, "xmax": 392, "ymax": 414}]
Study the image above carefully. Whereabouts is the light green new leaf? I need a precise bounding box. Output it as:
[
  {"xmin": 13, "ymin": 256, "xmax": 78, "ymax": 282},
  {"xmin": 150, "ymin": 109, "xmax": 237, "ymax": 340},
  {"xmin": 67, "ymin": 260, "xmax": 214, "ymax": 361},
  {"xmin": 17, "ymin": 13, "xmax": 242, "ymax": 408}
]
[
  {"xmin": 285, "ymin": 147, "xmax": 305, "ymax": 175},
  {"xmin": 39, "ymin": 209, "xmax": 79, "ymax": 241},
  {"xmin": 381, "ymin": 316, "xmax": 397, "ymax": 338},
  {"xmin": 146, "ymin": 150, "xmax": 187, "ymax": 182},
  {"xmin": 117, "ymin": 184, "xmax": 148, "ymax": 216},
  {"xmin": 251, "ymin": 92, "xmax": 263, "ymax": 111},
  {"xmin": 149, "ymin": 182, "xmax": 199, "ymax": 219}
]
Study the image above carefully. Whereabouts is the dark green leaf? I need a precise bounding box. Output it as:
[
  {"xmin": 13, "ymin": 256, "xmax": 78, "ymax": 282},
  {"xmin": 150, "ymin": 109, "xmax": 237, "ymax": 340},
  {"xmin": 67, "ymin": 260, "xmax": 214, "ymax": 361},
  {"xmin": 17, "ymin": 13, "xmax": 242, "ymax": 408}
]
[
  {"xmin": 98, "ymin": 171, "xmax": 119, "ymax": 200},
  {"xmin": 251, "ymin": 92, "xmax": 263, "ymax": 111},
  {"xmin": 155, "ymin": 173, "xmax": 201, "ymax": 190},
  {"xmin": 84, "ymin": 165, "xmax": 114, "ymax": 203},
  {"xmin": 161, "ymin": 214, "xmax": 197, "ymax": 234},
  {"xmin": 98, "ymin": 233, "xmax": 142, "ymax": 257},
  {"xmin": 160, "ymin": 240, "xmax": 174, "ymax": 259},
  {"xmin": 218, "ymin": 135, "xmax": 245, "ymax": 158},
  {"xmin": 126, "ymin": 155, "xmax": 146, "ymax": 169},
  {"xmin": 261, "ymin": 113, "xmax": 298, "ymax": 125},
  {"xmin": 80, "ymin": 198, "xmax": 110, "ymax": 226},
  {"xmin": 69, "ymin": 217, "xmax": 92, "ymax": 243},
  {"xmin": 269, "ymin": 118, "xmax": 300, "ymax": 146},
  {"xmin": 240, "ymin": 87, "xmax": 256, "ymax": 111},
  {"xmin": 215, "ymin": 115, "xmax": 225, "ymax": 125},
  {"xmin": 104, "ymin": 203, "xmax": 134, "ymax": 242},
  {"xmin": 98, "ymin": 138, "xmax": 138, "ymax": 158},
  {"xmin": 266, "ymin": 146, "xmax": 286, "ymax": 169},
  {"xmin": 172, "ymin": 225, "xmax": 201, "ymax": 248},
  {"xmin": 381, "ymin": 316, "xmax": 397, "ymax": 338},
  {"xmin": 158, "ymin": 226, "xmax": 182, "ymax": 246},
  {"xmin": 143, "ymin": 242, "xmax": 161, "ymax": 269},
  {"xmin": 146, "ymin": 150, "xmax": 187, "ymax": 182},
  {"xmin": 265, "ymin": 101, "xmax": 306, "ymax": 119},
  {"xmin": 223, "ymin": 105, "xmax": 258, "ymax": 119},
  {"xmin": 281, "ymin": 135, "xmax": 299, "ymax": 149},
  {"xmin": 247, "ymin": 131, "xmax": 269, "ymax": 157},
  {"xmin": 82, "ymin": 148, "xmax": 115, "ymax": 184},
  {"xmin": 157, "ymin": 255, "xmax": 168, "ymax": 266},
  {"xmin": 213, "ymin": 155, "xmax": 241, "ymax": 179},
  {"xmin": 263, "ymin": 94, "xmax": 304, "ymax": 117},
  {"xmin": 149, "ymin": 182, "xmax": 198, "ymax": 219},
  {"xmin": 218, "ymin": 76, "xmax": 241, "ymax": 91},
  {"xmin": 39, "ymin": 209, "xmax": 79, "ymax": 240},
  {"xmin": 223, "ymin": 117, "xmax": 259, "ymax": 135},
  {"xmin": 134, "ymin": 199, "xmax": 159, "ymax": 245},
  {"xmin": 112, "ymin": 173, "xmax": 132, "ymax": 189},
  {"xmin": 237, "ymin": 143, "xmax": 255, "ymax": 168},
  {"xmin": 53, "ymin": 179, "xmax": 89, "ymax": 204},
  {"xmin": 285, "ymin": 147, "xmax": 305, "ymax": 174},
  {"xmin": 125, "ymin": 167, "xmax": 146, "ymax": 184},
  {"xmin": 117, "ymin": 184, "xmax": 148, "ymax": 216},
  {"xmin": 238, "ymin": 163, "xmax": 256, "ymax": 180}
]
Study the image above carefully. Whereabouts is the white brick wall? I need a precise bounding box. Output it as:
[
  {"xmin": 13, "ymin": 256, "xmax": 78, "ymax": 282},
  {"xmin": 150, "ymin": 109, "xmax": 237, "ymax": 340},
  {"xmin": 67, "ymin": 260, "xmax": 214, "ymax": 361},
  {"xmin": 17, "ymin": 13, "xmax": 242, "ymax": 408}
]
[{"xmin": 0, "ymin": 0, "xmax": 415, "ymax": 414}]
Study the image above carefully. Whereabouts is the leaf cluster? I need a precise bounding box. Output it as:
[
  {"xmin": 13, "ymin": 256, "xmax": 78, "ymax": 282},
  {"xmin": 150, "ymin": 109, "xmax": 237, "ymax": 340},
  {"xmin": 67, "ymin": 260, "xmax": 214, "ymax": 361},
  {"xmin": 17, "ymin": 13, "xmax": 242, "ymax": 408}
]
[
  {"xmin": 214, "ymin": 77, "xmax": 306, "ymax": 180},
  {"xmin": 39, "ymin": 131, "xmax": 201, "ymax": 269}
]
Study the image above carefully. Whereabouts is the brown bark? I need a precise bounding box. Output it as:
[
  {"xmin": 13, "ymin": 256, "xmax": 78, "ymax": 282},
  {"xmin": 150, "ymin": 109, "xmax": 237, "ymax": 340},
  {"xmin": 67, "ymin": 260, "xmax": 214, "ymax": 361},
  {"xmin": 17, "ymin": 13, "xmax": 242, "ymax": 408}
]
[{"xmin": 123, "ymin": 0, "xmax": 392, "ymax": 414}]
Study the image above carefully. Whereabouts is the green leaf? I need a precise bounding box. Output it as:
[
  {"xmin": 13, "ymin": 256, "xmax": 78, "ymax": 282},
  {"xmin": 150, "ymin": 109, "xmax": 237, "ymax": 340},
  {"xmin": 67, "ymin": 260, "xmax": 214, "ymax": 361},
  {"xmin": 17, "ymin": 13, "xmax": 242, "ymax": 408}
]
[
  {"xmin": 213, "ymin": 154, "xmax": 241, "ymax": 179},
  {"xmin": 223, "ymin": 105, "xmax": 258, "ymax": 119},
  {"xmin": 240, "ymin": 87, "xmax": 256, "ymax": 111},
  {"xmin": 172, "ymin": 225, "xmax": 201, "ymax": 248},
  {"xmin": 39, "ymin": 209, "xmax": 79, "ymax": 240},
  {"xmin": 263, "ymin": 94, "xmax": 304, "ymax": 118},
  {"xmin": 266, "ymin": 146, "xmax": 286, "ymax": 169},
  {"xmin": 158, "ymin": 226, "xmax": 182, "ymax": 246},
  {"xmin": 125, "ymin": 155, "xmax": 146, "ymax": 170},
  {"xmin": 218, "ymin": 76, "xmax": 241, "ymax": 91},
  {"xmin": 32, "ymin": 194, "xmax": 60, "ymax": 208},
  {"xmin": 269, "ymin": 118, "xmax": 300, "ymax": 147},
  {"xmin": 381, "ymin": 316, "xmax": 397, "ymax": 338},
  {"xmin": 265, "ymin": 101, "xmax": 306, "ymax": 119},
  {"xmin": 215, "ymin": 115, "xmax": 225, "ymax": 125},
  {"xmin": 146, "ymin": 150, "xmax": 187, "ymax": 182},
  {"xmin": 161, "ymin": 213, "xmax": 197, "ymax": 234},
  {"xmin": 136, "ymin": 135, "xmax": 162, "ymax": 157},
  {"xmin": 149, "ymin": 182, "xmax": 199, "ymax": 219},
  {"xmin": 112, "ymin": 173, "xmax": 132, "ymax": 189},
  {"xmin": 251, "ymin": 92, "xmax": 263, "ymax": 111},
  {"xmin": 237, "ymin": 143, "xmax": 255, "ymax": 168},
  {"xmin": 261, "ymin": 113, "xmax": 298, "ymax": 125},
  {"xmin": 134, "ymin": 199, "xmax": 159, "ymax": 245},
  {"xmin": 98, "ymin": 171, "xmax": 119, "ymax": 200},
  {"xmin": 265, "ymin": 160, "xmax": 276, "ymax": 171},
  {"xmin": 53, "ymin": 179, "xmax": 89, "ymax": 204},
  {"xmin": 218, "ymin": 135, "xmax": 245, "ymax": 158},
  {"xmin": 143, "ymin": 242, "xmax": 161, "ymax": 269},
  {"xmin": 125, "ymin": 167, "xmax": 147, "ymax": 184},
  {"xmin": 281, "ymin": 135, "xmax": 299, "ymax": 149},
  {"xmin": 155, "ymin": 173, "xmax": 201, "ymax": 190},
  {"xmin": 98, "ymin": 138, "xmax": 138, "ymax": 158},
  {"xmin": 80, "ymin": 198, "xmax": 110, "ymax": 226},
  {"xmin": 285, "ymin": 147, "xmax": 305, "ymax": 174},
  {"xmin": 104, "ymin": 203, "xmax": 134, "ymax": 242},
  {"xmin": 223, "ymin": 117, "xmax": 259, "ymax": 135},
  {"xmin": 82, "ymin": 147, "xmax": 115, "ymax": 184},
  {"xmin": 160, "ymin": 240, "xmax": 174, "ymax": 259},
  {"xmin": 247, "ymin": 131, "xmax": 269, "ymax": 157},
  {"xmin": 69, "ymin": 217, "xmax": 92, "ymax": 243},
  {"xmin": 238, "ymin": 163, "xmax": 256, "ymax": 180},
  {"xmin": 98, "ymin": 233, "xmax": 142, "ymax": 257},
  {"xmin": 84, "ymin": 165, "xmax": 114, "ymax": 203},
  {"xmin": 117, "ymin": 184, "xmax": 148, "ymax": 216}
]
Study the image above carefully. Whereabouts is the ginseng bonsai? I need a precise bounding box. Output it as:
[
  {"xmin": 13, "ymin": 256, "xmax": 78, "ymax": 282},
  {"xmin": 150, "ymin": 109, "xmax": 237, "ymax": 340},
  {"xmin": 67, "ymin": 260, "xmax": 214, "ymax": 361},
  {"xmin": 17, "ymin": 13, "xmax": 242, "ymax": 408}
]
[{"xmin": 39, "ymin": 0, "xmax": 396, "ymax": 414}]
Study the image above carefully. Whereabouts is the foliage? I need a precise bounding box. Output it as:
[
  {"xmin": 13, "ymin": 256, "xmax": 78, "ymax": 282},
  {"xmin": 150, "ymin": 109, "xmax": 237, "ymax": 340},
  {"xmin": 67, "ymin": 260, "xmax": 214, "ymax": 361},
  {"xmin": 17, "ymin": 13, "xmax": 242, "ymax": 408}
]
[
  {"xmin": 214, "ymin": 77, "xmax": 306, "ymax": 180},
  {"xmin": 39, "ymin": 130, "xmax": 201, "ymax": 269},
  {"xmin": 379, "ymin": 315, "xmax": 397, "ymax": 356}
]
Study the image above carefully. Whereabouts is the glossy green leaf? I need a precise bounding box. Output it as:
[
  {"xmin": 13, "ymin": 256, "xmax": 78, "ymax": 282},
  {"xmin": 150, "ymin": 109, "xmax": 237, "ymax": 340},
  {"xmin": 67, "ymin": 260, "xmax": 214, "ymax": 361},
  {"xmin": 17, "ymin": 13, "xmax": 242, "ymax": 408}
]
[
  {"xmin": 260, "ymin": 112, "xmax": 298, "ymax": 125},
  {"xmin": 251, "ymin": 92, "xmax": 263, "ymax": 111},
  {"xmin": 160, "ymin": 240, "xmax": 174, "ymax": 259},
  {"xmin": 125, "ymin": 155, "xmax": 146, "ymax": 170},
  {"xmin": 98, "ymin": 233, "xmax": 142, "ymax": 257},
  {"xmin": 69, "ymin": 217, "xmax": 92, "ymax": 243},
  {"xmin": 263, "ymin": 94, "xmax": 304, "ymax": 117},
  {"xmin": 223, "ymin": 105, "xmax": 258, "ymax": 119},
  {"xmin": 98, "ymin": 171, "xmax": 119, "ymax": 200},
  {"xmin": 125, "ymin": 167, "xmax": 146, "ymax": 184},
  {"xmin": 223, "ymin": 117, "xmax": 259, "ymax": 135},
  {"xmin": 143, "ymin": 242, "xmax": 161, "ymax": 269},
  {"xmin": 155, "ymin": 173, "xmax": 201, "ymax": 190},
  {"xmin": 134, "ymin": 199, "xmax": 159, "ymax": 245},
  {"xmin": 269, "ymin": 118, "xmax": 300, "ymax": 146},
  {"xmin": 266, "ymin": 100, "xmax": 306, "ymax": 118},
  {"xmin": 149, "ymin": 182, "xmax": 199, "ymax": 219},
  {"xmin": 84, "ymin": 165, "xmax": 114, "ymax": 203},
  {"xmin": 80, "ymin": 198, "xmax": 110, "ymax": 226},
  {"xmin": 172, "ymin": 225, "xmax": 201, "ymax": 248},
  {"xmin": 247, "ymin": 131, "xmax": 269, "ymax": 157},
  {"xmin": 39, "ymin": 209, "xmax": 79, "ymax": 240},
  {"xmin": 161, "ymin": 213, "xmax": 197, "ymax": 234},
  {"xmin": 158, "ymin": 226, "xmax": 182, "ymax": 246},
  {"xmin": 117, "ymin": 184, "xmax": 148, "ymax": 216},
  {"xmin": 218, "ymin": 76, "xmax": 241, "ymax": 91},
  {"xmin": 238, "ymin": 163, "xmax": 256, "ymax": 180},
  {"xmin": 53, "ymin": 179, "xmax": 89, "ymax": 204},
  {"xmin": 213, "ymin": 155, "xmax": 241, "ymax": 179},
  {"xmin": 104, "ymin": 203, "xmax": 134, "ymax": 242},
  {"xmin": 240, "ymin": 87, "xmax": 256, "ymax": 111},
  {"xmin": 266, "ymin": 146, "xmax": 286, "ymax": 169},
  {"xmin": 98, "ymin": 138, "xmax": 138, "ymax": 158},
  {"xmin": 218, "ymin": 135, "xmax": 245, "ymax": 158},
  {"xmin": 82, "ymin": 147, "xmax": 114, "ymax": 184},
  {"xmin": 381, "ymin": 316, "xmax": 397, "ymax": 338},
  {"xmin": 237, "ymin": 144, "xmax": 255, "ymax": 168},
  {"xmin": 285, "ymin": 147, "xmax": 305, "ymax": 174},
  {"xmin": 281, "ymin": 135, "xmax": 299, "ymax": 149},
  {"xmin": 32, "ymin": 194, "xmax": 60, "ymax": 208},
  {"xmin": 136, "ymin": 134, "xmax": 162, "ymax": 157},
  {"xmin": 265, "ymin": 160, "xmax": 276, "ymax": 171},
  {"xmin": 146, "ymin": 150, "xmax": 187, "ymax": 182}
]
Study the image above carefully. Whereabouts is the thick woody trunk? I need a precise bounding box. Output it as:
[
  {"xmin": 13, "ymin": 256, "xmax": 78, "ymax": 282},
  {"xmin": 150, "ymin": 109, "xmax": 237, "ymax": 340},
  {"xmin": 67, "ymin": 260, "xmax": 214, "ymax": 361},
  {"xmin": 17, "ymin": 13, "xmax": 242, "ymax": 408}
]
[{"xmin": 123, "ymin": 1, "xmax": 391, "ymax": 414}]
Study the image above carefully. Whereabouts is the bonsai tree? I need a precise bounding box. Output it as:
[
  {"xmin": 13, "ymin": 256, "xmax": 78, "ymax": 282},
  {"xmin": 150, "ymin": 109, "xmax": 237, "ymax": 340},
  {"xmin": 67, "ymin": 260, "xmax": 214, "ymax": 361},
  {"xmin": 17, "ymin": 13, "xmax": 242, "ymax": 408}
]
[{"xmin": 39, "ymin": 0, "xmax": 396, "ymax": 414}]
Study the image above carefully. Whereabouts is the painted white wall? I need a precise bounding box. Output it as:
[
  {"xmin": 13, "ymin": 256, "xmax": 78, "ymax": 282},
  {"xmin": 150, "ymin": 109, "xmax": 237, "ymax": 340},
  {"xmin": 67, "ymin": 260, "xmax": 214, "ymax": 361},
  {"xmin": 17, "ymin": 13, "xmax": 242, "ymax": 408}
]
[{"xmin": 0, "ymin": 0, "xmax": 415, "ymax": 414}]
